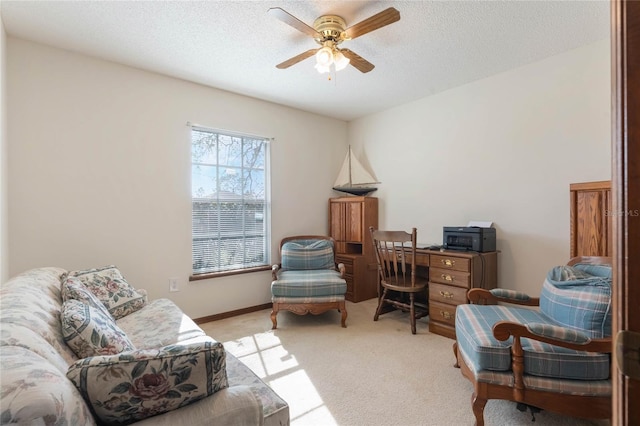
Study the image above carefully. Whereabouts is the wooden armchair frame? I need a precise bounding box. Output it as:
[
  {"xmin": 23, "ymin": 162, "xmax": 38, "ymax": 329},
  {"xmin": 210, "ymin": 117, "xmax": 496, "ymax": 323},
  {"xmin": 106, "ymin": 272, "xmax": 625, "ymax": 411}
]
[
  {"xmin": 270, "ymin": 235, "xmax": 347, "ymax": 329},
  {"xmin": 453, "ymin": 256, "xmax": 613, "ymax": 425}
]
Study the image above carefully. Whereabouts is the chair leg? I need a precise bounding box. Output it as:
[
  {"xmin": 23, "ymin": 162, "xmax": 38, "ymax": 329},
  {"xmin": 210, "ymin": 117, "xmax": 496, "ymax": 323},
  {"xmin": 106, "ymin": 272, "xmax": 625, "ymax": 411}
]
[
  {"xmin": 374, "ymin": 288, "xmax": 388, "ymax": 321},
  {"xmin": 270, "ymin": 303, "xmax": 279, "ymax": 330},
  {"xmin": 452, "ymin": 341, "xmax": 460, "ymax": 368},
  {"xmin": 410, "ymin": 293, "xmax": 417, "ymax": 334},
  {"xmin": 339, "ymin": 301, "xmax": 347, "ymax": 328},
  {"xmin": 471, "ymin": 392, "xmax": 487, "ymax": 426}
]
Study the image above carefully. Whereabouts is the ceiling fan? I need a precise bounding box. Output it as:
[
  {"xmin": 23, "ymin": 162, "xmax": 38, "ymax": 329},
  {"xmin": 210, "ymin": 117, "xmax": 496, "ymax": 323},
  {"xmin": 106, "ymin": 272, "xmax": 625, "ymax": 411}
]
[{"xmin": 268, "ymin": 7, "xmax": 400, "ymax": 74}]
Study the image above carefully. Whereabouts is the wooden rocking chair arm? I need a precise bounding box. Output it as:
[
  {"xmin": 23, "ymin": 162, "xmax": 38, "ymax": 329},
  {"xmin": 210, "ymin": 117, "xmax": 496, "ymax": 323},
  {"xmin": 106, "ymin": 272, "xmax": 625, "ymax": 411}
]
[
  {"xmin": 467, "ymin": 288, "xmax": 498, "ymax": 304},
  {"xmin": 468, "ymin": 288, "xmax": 540, "ymax": 306},
  {"xmin": 492, "ymin": 321, "xmax": 612, "ymax": 353}
]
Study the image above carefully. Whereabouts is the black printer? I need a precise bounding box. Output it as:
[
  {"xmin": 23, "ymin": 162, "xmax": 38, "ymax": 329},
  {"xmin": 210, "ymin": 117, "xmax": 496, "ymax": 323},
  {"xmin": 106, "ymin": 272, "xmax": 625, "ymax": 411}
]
[{"xmin": 443, "ymin": 226, "xmax": 496, "ymax": 252}]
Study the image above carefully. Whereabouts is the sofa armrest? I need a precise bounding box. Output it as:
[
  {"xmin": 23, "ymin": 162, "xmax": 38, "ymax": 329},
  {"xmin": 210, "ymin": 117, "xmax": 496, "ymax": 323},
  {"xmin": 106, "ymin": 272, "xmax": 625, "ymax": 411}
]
[
  {"xmin": 467, "ymin": 288, "xmax": 540, "ymax": 306},
  {"xmin": 132, "ymin": 385, "xmax": 263, "ymax": 426}
]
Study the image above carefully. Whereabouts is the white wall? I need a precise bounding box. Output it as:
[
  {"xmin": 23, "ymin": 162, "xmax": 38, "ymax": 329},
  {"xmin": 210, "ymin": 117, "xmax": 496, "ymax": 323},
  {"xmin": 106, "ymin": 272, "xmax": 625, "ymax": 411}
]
[
  {"xmin": 7, "ymin": 38, "xmax": 347, "ymax": 318},
  {"xmin": 349, "ymin": 39, "xmax": 611, "ymax": 295},
  {"xmin": 0, "ymin": 16, "xmax": 7, "ymax": 283},
  {"xmin": 7, "ymin": 36, "xmax": 611, "ymax": 314}
]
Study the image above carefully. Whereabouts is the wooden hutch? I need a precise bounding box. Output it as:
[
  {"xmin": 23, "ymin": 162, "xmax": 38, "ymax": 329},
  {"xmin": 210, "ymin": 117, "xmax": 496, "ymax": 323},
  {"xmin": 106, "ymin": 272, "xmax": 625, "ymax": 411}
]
[{"xmin": 329, "ymin": 196, "xmax": 379, "ymax": 302}]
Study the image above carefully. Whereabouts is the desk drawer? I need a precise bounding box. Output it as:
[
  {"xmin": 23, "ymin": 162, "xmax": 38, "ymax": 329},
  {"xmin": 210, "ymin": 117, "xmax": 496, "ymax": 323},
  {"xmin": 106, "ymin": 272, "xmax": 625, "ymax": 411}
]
[
  {"xmin": 429, "ymin": 283, "xmax": 467, "ymax": 305},
  {"xmin": 404, "ymin": 253, "xmax": 430, "ymax": 266},
  {"xmin": 429, "ymin": 300, "xmax": 457, "ymax": 327},
  {"xmin": 429, "ymin": 268, "xmax": 470, "ymax": 288},
  {"xmin": 430, "ymin": 254, "xmax": 470, "ymax": 272}
]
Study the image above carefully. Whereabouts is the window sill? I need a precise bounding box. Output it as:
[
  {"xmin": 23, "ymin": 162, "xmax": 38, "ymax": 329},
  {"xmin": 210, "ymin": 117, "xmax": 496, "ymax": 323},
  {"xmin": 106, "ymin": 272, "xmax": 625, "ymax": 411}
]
[{"xmin": 189, "ymin": 265, "xmax": 271, "ymax": 281}]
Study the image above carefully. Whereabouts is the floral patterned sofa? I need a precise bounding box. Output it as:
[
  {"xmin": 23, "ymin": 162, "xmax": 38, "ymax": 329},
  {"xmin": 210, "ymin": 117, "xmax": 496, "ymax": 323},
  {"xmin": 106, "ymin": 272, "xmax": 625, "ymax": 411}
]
[{"xmin": 0, "ymin": 267, "xmax": 289, "ymax": 425}]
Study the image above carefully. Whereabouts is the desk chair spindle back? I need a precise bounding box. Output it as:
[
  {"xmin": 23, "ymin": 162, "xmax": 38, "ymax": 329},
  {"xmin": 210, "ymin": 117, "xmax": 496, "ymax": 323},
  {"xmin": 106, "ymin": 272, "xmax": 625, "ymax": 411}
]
[
  {"xmin": 370, "ymin": 227, "xmax": 428, "ymax": 334},
  {"xmin": 373, "ymin": 230, "xmax": 417, "ymax": 287}
]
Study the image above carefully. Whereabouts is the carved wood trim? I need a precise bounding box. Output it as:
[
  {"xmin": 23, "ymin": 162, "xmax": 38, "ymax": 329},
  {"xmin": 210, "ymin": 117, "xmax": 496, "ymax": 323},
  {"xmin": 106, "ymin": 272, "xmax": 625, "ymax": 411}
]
[{"xmin": 271, "ymin": 301, "xmax": 347, "ymax": 329}]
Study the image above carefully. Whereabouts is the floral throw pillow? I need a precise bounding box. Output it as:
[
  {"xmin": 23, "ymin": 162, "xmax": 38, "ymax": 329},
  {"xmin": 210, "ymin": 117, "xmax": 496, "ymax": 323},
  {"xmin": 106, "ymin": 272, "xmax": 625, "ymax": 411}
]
[
  {"xmin": 62, "ymin": 276, "xmax": 114, "ymax": 321},
  {"xmin": 67, "ymin": 265, "xmax": 147, "ymax": 319},
  {"xmin": 61, "ymin": 299, "xmax": 136, "ymax": 359},
  {"xmin": 66, "ymin": 341, "xmax": 229, "ymax": 425}
]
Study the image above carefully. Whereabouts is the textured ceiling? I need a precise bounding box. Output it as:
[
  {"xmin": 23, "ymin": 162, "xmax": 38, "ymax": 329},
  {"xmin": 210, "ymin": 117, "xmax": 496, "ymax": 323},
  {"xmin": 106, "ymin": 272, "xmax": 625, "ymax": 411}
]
[{"xmin": 1, "ymin": 1, "xmax": 609, "ymax": 121}]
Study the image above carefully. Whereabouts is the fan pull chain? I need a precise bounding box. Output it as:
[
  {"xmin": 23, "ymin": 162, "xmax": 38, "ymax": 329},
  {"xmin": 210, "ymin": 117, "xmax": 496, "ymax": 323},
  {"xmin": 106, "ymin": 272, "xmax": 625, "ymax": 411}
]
[{"xmin": 329, "ymin": 67, "xmax": 336, "ymax": 83}]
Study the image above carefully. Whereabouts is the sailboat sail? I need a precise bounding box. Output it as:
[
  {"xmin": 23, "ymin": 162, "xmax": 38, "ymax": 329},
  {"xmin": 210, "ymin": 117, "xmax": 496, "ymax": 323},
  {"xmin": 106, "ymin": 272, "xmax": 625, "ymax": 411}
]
[{"xmin": 333, "ymin": 146, "xmax": 379, "ymax": 195}]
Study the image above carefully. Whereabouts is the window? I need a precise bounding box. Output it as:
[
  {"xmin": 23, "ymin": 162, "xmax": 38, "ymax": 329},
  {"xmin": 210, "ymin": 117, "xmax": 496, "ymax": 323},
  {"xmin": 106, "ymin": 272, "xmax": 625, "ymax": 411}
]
[{"xmin": 191, "ymin": 126, "xmax": 270, "ymax": 277}]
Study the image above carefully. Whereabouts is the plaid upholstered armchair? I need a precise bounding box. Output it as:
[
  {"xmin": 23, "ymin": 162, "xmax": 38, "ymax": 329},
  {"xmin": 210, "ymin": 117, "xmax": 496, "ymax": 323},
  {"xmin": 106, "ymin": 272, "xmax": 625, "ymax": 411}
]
[
  {"xmin": 453, "ymin": 256, "xmax": 612, "ymax": 425},
  {"xmin": 270, "ymin": 236, "xmax": 347, "ymax": 329}
]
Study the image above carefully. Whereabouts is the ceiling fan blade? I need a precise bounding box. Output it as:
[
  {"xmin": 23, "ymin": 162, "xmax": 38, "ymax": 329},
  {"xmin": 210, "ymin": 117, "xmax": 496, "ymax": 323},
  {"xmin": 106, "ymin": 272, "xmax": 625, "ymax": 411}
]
[
  {"xmin": 343, "ymin": 7, "xmax": 401, "ymax": 40},
  {"xmin": 276, "ymin": 48, "xmax": 319, "ymax": 69},
  {"xmin": 268, "ymin": 7, "xmax": 321, "ymax": 39},
  {"xmin": 340, "ymin": 49, "xmax": 375, "ymax": 73}
]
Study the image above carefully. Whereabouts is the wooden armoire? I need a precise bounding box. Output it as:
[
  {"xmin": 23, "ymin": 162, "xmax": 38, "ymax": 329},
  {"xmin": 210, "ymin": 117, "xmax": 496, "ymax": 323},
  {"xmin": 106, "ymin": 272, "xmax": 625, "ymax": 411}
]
[
  {"xmin": 329, "ymin": 196, "xmax": 379, "ymax": 302},
  {"xmin": 570, "ymin": 181, "xmax": 612, "ymax": 257}
]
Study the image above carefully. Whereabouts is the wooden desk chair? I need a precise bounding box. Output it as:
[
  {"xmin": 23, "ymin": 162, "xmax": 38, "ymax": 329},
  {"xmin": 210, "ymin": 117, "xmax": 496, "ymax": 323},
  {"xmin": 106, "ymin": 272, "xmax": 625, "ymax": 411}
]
[{"xmin": 370, "ymin": 227, "xmax": 429, "ymax": 334}]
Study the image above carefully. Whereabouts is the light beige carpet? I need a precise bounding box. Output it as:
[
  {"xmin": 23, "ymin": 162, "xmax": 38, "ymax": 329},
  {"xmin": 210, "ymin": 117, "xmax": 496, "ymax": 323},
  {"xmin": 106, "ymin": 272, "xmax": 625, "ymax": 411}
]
[{"xmin": 200, "ymin": 299, "xmax": 610, "ymax": 426}]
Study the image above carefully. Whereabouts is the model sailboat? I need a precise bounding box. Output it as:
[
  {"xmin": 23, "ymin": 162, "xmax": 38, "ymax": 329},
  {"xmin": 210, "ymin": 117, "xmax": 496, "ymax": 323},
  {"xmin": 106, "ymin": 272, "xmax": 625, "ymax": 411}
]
[{"xmin": 332, "ymin": 146, "xmax": 380, "ymax": 196}]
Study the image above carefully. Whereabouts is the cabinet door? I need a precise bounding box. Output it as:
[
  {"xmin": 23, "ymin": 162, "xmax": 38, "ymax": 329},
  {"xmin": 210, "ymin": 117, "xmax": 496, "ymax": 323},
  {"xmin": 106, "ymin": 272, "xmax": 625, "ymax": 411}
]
[
  {"xmin": 330, "ymin": 202, "xmax": 346, "ymax": 241},
  {"xmin": 345, "ymin": 202, "xmax": 363, "ymax": 242},
  {"xmin": 330, "ymin": 200, "xmax": 363, "ymax": 243}
]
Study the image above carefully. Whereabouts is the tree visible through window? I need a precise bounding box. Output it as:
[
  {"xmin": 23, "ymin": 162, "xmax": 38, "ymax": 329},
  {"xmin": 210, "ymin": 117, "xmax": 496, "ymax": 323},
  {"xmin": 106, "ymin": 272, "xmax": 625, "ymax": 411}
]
[{"xmin": 191, "ymin": 127, "xmax": 270, "ymax": 275}]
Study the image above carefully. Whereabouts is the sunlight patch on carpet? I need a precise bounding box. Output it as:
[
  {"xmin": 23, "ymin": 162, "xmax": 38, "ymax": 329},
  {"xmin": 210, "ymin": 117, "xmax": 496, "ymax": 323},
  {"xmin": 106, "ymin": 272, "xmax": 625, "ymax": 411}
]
[
  {"xmin": 270, "ymin": 369, "xmax": 336, "ymax": 424},
  {"xmin": 223, "ymin": 331, "xmax": 336, "ymax": 425}
]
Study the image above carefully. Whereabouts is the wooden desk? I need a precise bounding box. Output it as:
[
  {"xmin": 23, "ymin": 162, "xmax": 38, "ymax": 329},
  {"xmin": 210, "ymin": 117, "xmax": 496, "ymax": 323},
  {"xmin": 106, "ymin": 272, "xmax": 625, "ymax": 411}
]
[{"xmin": 401, "ymin": 249, "xmax": 498, "ymax": 339}]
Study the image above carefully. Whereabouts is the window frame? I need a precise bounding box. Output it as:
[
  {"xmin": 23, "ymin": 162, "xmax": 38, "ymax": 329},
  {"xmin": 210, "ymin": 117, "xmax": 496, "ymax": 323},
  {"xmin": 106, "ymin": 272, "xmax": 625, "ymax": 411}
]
[{"xmin": 189, "ymin": 125, "xmax": 271, "ymax": 280}]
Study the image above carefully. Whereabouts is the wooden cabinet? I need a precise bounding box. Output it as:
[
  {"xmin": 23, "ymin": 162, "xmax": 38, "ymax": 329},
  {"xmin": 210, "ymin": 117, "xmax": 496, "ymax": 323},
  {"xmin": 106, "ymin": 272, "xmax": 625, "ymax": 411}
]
[
  {"xmin": 570, "ymin": 181, "xmax": 612, "ymax": 257},
  {"xmin": 330, "ymin": 201, "xmax": 364, "ymax": 252},
  {"xmin": 329, "ymin": 197, "xmax": 378, "ymax": 302},
  {"xmin": 335, "ymin": 254, "xmax": 376, "ymax": 302},
  {"xmin": 427, "ymin": 250, "xmax": 498, "ymax": 339}
]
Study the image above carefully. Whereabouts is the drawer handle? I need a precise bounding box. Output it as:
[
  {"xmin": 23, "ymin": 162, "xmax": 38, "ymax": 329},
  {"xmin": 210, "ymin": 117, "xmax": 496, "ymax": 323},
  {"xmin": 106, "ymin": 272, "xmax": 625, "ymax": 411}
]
[
  {"xmin": 440, "ymin": 311, "xmax": 453, "ymax": 320},
  {"xmin": 441, "ymin": 259, "xmax": 455, "ymax": 267},
  {"xmin": 441, "ymin": 274, "xmax": 453, "ymax": 282},
  {"xmin": 439, "ymin": 290, "xmax": 454, "ymax": 299}
]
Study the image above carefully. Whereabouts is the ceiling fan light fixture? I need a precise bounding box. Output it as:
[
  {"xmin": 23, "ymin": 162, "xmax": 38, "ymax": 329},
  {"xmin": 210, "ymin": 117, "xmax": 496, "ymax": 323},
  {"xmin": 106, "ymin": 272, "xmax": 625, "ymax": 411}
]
[
  {"xmin": 315, "ymin": 46, "xmax": 334, "ymax": 67},
  {"xmin": 314, "ymin": 63, "xmax": 331, "ymax": 74},
  {"xmin": 333, "ymin": 50, "xmax": 350, "ymax": 71}
]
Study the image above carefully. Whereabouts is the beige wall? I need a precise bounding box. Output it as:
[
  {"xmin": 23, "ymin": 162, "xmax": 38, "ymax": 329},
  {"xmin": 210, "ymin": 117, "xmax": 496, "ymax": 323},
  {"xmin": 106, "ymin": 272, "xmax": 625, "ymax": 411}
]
[
  {"xmin": 7, "ymin": 38, "xmax": 347, "ymax": 318},
  {"xmin": 349, "ymin": 39, "xmax": 611, "ymax": 295},
  {"xmin": 1, "ymin": 17, "xmax": 7, "ymax": 283}
]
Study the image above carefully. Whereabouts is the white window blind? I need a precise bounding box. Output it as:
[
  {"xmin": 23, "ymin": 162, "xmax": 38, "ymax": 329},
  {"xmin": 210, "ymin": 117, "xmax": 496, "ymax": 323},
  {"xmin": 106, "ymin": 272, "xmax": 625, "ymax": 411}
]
[{"xmin": 191, "ymin": 126, "xmax": 270, "ymax": 275}]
